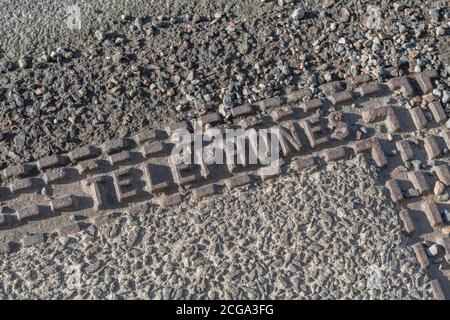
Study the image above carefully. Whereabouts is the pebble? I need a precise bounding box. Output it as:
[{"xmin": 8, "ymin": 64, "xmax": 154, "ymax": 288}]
[
  {"xmin": 338, "ymin": 38, "xmax": 346, "ymax": 45},
  {"xmin": 94, "ymin": 30, "xmax": 106, "ymax": 41},
  {"xmin": 339, "ymin": 7, "xmax": 350, "ymax": 23},
  {"xmin": 41, "ymin": 187, "xmax": 48, "ymax": 196},
  {"xmin": 434, "ymin": 181, "xmax": 445, "ymax": 196},
  {"xmin": 442, "ymin": 90, "xmax": 450, "ymax": 104},
  {"xmin": 436, "ymin": 26, "xmax": 445, "ymax": 36},
  {"xmin": 35, "ymin": 87, "xmax": 45, "ymax": 96},
  {"xmin": 443, "ymin": 210, "xmax": 450, "ymax": 224},
  {"xmin": 406, "ymin": 188, "xmax": 420, "ymax": 198},
  {"xmin": 291, "ymin": 8, "xmax": 305, "ymax": 20},
  {"xmin": 50, "ymin": 48, "xmax": 64, "ymax": 59},
  {"xmin": 438, "ymin": 193, "xmax": 449, "ymax": 202},
  {"xmin": 64, "ymin": 51, "xmax": 73, "ymax": 59},
  {"xmin": 14, "ymin": 95, "xmax": 25, "ymax": 107},
  {"xmin": 412, "ymin": 160, "xmax": 423, "ymax": 171},
  {"xmin": 425, "ymin": 244, "xmax": 439, "ymax": 257},
  {"xmin": 95, "ymin": 30, "xmax": 106, "ymax": 41},
  {"xmin": 134, "ymin": 17, "xmax": 144, "ymax": 31},
  {"xmin": 322, "ymin": 0, "xmax": 335, "ymax": 8},
  {"xmin": 115, "ymin": 37, "xmax": 125, "ymax": 45},
  {"xmin": 426, "ymin": 160, "xmax": 436, "ymax": 167},
  {"xmin": 329, "ymin": 22, "xmax": 337, "ymax": 32},
  {"xmin": 18, "ymin": 57, "xmax": 30, "ymax": 69}
]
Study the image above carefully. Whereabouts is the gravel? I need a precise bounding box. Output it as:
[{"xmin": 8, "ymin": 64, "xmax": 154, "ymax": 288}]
[
  {"xmin": 0, "ymin": 1, "xmax": 448, "ymax": 168},
  {"xmin": 0, "ymin": 157, "xmax": 434, "ymax": 299},
  {"xmin": 291, "ymin": 8, "xmax": 305, "ymax": 20},
  {"xmin": 0, "ymin": 0, "xmax": 448, "ymax": 300},
  {"xmin": 0, "ymin": 0, "xmax": 260, "ymax": 58}
]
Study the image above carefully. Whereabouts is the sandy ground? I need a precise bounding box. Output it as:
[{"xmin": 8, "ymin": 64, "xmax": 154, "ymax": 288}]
[{"xmin": 0, "ymin": 157, "xmax": 433, "ymax": 299}]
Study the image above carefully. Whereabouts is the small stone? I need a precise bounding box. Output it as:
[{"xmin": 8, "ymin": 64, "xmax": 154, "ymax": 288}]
[
  {"xmin": 416, "ymin": 59, "xmax": 426, "ymax": 67},
  {"xmin": 134, "ymin": 17, "xmax": 144, "ymax": 30},
  {"xmin": 324, "ymin": 25, "xmax": 337, "ymax": 37},
  {"xmin": 338, "ymin": 38, "xmax": 346, "ymax": 45},
  {"xmin": 339, "ymin": 7, "xmax": 351, "ymax": 23},
  {"xmin": 291, "ymin": 8, "xmax": 305, "ymax": 20},
  {"xmin": 64, "ymin": 51, "xmax": 73, "ymax": 59},
  {"xmin": 218, "ymin": 104, "xmax": 231, "ymax": 119},
  {"xmin": 50, "ymin": 48, "xmax": 64, "ymax": 59},
  {"xmin": 387, "ymin": 132, "xmax": 393, "ymax": 142},
  {"xmin": 443, "ymin": 210, "xmax": 450, "ymax": 223},
  {"xmin": 438, "ymin": 193, "xmax": 449, "ymax": 202},
  {"xmin": 444, "ymin": 226, "xmax": 450, "ymax": 236},
  {"xmin": 151, "ymin": 20, "xmax": 167, "ymax": 29},
  {"xmin": 95, "ymin": 30, "xmax": 106, "ymax": 41},
  {"xmin": 426, "ymin": 244, "xmax": 439, "ymax": 257},
  {"xmin": 35, "ymin": 87, "xmax": 45, "ymax": 96},
  {"xmin": 412, "ymin": 160, "xmax": 423, "ymax": 171},
  {"xmin": 322, "ymin": 0, "xmax": 335, "ymax": 8},
  {"xmin": 14, "ymin": 95, "xmax": 25, "ymax": 107},
  {"xmin": 433, "ymin": 89, "xmax": 442, "ymax": 98},
  {"xmin": 37, "ymin": 54, "xmax": 49, "ymax": 63},
  {"xmin": 442, "ymin": 90, "xmax": 450, "ymax": 104},
  {"xmin": 18, "ymin": 57, "xmax": 30, "ymax": 69},
  {"xmin": 115, "ymin": 37, "xmax": 125, "ymax": 45},
  {"xmin": 406, "ymin": 188, "xmax": 420, "ymax": 198},
  {"xmin": 399, "ymin": 24, "xmax": 408, "ymax": 33},
  {"xmin": 434, "ymin": 181, "xmax": 445, "ymax": 195},
  {"xmin": 436, "ymin": 26, "xmax": 446, "ymax": 37}
]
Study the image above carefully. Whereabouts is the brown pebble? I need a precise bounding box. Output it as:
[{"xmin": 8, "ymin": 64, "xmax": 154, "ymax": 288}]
[
  {"xmin": 434, "ymin": 180, "xmax": 445, "ymax": 196},
  {"xmin": 442, "ymin": 226, "xmax": 450, "ymax": 236},
  {"xmin": 35, "ymin": 87, "xmax": 45, "ymax": 96}
]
